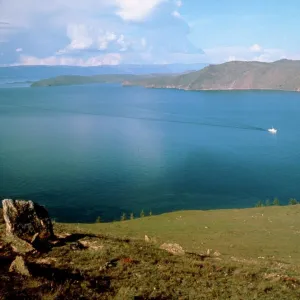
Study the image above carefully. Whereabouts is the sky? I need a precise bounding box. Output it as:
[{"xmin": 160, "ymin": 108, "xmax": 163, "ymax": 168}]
[{"xmin": 0, "ymin": 0, "xmax": 300, "ymax": 66}]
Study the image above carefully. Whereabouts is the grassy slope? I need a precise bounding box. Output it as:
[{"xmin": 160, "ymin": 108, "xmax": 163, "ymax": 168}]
[
  {"xmin": 1, "ymin": 206, "xmax": 300, "ymax": 299},
  {"xmin": 30, "ymin": 60, "xmax": 300, "ymax": 91},
  {"xmin": 76, "ymin": 205, "xmax": 300, "ymax": 263},
  {"xmin": 125, "ymin": 59, "xmax": 300, "ymax": 91}
]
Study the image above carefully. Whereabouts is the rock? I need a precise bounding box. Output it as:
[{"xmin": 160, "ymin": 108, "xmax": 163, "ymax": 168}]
[
  {"xmin": 79, "ymin": 239, "xmax": 104, "ymax": 251},
  {"xmin": 0, "ymin": 208, "xmax": 4, "ymax": 224},
  {"xmin": 9, "ymin": 236, "xmax": 35, "ymax": 254},
  {"xmin": 2, "ymin": 199, "xmax": 54, "ymax": 245},
  {"xmin": 56, "ymin": 232, "xmax": 71, "ymax": 240},
  {"xmin": 35, "ymin": 257, "xmax": 57, "ymax": 265},
  {"xmin": 99, "ymin": 258, "xmax": 119, "ymax": 271},
  {"xmin": 159, "ymin": 243, "xmax": 185, "ymax": 256},
  {"xmin": 144, "ymin": 235, "xmax": 151, "ymax": 243},
  {"xmin": 70, "ymin": 241, "xmax": 87, "ymax": 251},
  {"xmin": 9, "ymin": 256, "xmax": 31, "ymax": 277}
]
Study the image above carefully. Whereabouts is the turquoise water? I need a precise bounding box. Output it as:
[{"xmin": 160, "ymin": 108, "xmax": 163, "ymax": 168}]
[{"xmin": 1, "ymin": 84, "xmax": 300, "ymax": 222}]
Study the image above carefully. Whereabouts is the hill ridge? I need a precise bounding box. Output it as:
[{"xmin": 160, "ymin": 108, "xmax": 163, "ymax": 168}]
[{"xmin": 123, "ymin": 59, "xmax": 300, "ymax": 92}]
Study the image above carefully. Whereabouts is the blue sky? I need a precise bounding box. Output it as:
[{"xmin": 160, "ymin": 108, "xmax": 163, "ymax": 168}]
[{"xmin": 0, "ymin": 0, "xmax": 299, "ymax": 66}]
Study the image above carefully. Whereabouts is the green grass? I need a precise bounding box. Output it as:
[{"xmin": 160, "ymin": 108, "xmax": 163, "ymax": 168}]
[
  {"xmin": 75, "ymin": 205, "xmax": 300, "ymax": 263},
  {"xmin": 2, "ymin": 205, "xmax": 300, "ymax": 299}
]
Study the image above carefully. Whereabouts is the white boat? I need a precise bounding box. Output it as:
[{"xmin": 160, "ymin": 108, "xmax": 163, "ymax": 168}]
[{"xmin": 268, "ymin": 127, "xmax": 277, "ymax": 134}]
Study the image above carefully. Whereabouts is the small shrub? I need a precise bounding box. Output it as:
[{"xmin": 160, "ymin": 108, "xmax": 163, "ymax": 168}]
[
  {"xmin": 255, "ymin": 200, "xmax": 264, "ymax": 207},
  {"xmin": 121, "ymin": 213, "xmax": 127, "ymax": 221},
  {"xmin": 273, "ymin": 198, "xmax": 280, "ymax": 206},
  {"xmin": 130, "ymin": 213, "xmax": 134, "ymax": 220},
  {"xmin": 265, "ymin": 199, "xmax": 271, "ymax": 206},
  {"xmin": 95, "ymin": 216, "xmax": 101, "ymax": 223},
  {"xmin": 140, "ymin": 209, "xmax": 145, "ymax": 218},
  {"xmin": 289, "ymin": 198, "xmax": 298, "ymax": 205}
]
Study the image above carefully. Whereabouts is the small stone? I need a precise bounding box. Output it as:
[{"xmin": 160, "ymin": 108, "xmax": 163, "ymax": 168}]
[
  {"xmin": 160, "ymin": 243, "xmax": 185, "ymax": 256},
  {"xmin": 144, "ymin": 235, "xmax": 151, "ymax": 243},
  {"xmin": 99, "ymin": 258, "xmax": 119, "ymax": 271},
  {"xmin": 79, "ymin": 239, "xmax": 103, "ymax": 251},
  {"xmin": 213, "ymin": 251, "xmax": 221, "ymax": 257},
  {"xmin": 56, "ymin": 233, "xmax": 71, "ymax": 239},
  {"xmin": 9, "ymin": 256, "xmax": 31, "ymax": 277},
  {"xmin": 70, "ymin": 241, "xmax": 86, "ymax": 251}
]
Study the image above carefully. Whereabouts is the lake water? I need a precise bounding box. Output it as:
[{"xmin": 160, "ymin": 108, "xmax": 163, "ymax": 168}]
[{"xmin": 1, "ymin": 84, "xmax": 300, "ymax": 222}]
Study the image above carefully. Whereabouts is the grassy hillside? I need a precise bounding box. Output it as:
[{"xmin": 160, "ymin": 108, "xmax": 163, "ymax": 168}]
[
  {"xmin": 1, "ymin": 205, "xmax": 300, "ymax": 299},
  {"xmin": 124, "ymin": 59, "xmax": 300, "ymax": 91},
  {"xmin": 31, "ymin": 59, "xmax": 300, "ymax": 91},
  {"xmin": 75, "ymin": 205, "xmax": 300, "ymax": 263}
]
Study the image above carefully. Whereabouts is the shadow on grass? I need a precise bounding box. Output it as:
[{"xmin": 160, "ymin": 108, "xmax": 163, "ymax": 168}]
[{"xmin": 52, "ymin": 232, "xmax": 131, "ymax": 248}]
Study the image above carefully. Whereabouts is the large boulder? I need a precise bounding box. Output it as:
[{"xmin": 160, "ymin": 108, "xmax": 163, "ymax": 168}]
[
  {"xmin": 0, "ymin": 208, "xmax": 4, "ymax": 224},
  {"xmin": 2, "ymin": 199, "xmax": 54, "ymax": 245}
]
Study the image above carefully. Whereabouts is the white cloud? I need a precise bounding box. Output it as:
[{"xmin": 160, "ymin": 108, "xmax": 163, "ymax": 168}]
[
  {"xmin": 66, "ymin": 24, "xmax": 94, "ymax": 50},
  {"xmin": 15, "ymin": 48, "xmax": 23, "ymax": 52},
  {"xmin": 141, "ymin": 38, "xmax": 147, "ymax": 48},
  {"xmin": 1, "ymin": 0, "xmax": 199, "ymax": 65},
  {"xmin": 175, "ymin": 0, "xmax": 182, "ymax": 7},
  {"xmin": 97, "ymin": 32, "xmax": 117, "ymax": 50},
  {"xmin": 252, "ymin": 48, "xmax": 287, "ymax": 62},
  {"xmin": 18, "ymin": 53, "xmax": 122, "ymax": 66},
  {"xmin": 203, "ymin": 45, "xmax": 287, "ymax": 63},
  {"xmin": 250, "ymin": 44, "xmax": 262, "ymax": 52},
  {"xmin": 116, "ymin": 35, "xmax": 129, "ymax": 51},
  {"xmin": 172, "ymin": 11, "xmax": 181, "ymax": 18},
  {"xmin": 57, "ymin": 24, "xmax": 130, "ymax": 54},
  {"xmin": 115, "ymin": 0, "xmax": 166, "ymax": 21}
]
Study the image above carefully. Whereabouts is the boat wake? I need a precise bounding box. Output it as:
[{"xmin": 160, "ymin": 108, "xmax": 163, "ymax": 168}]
[{"xmin": 1, "ymin": 103, "xmax": 268, "ymax": 132}]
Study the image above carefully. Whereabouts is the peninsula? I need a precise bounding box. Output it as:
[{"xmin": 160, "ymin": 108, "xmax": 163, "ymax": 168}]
[
  {"xmin": 123, "ymin": 59, "xmax": 300, "ymax": 92},
  {"xmin": 30, "ymin": 74, "xmax": 142, "ymax": 87},
  {"xmin": 31, "ymin": 59, "xmax": 300, "ymax": 92}
]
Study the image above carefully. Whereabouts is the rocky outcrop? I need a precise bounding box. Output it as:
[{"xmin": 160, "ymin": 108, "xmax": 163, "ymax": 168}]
[
  {"xmin": 2, "ymin": 199, "xmax": 54, "ymax": 247},
  {"xmin": 0, "ymin": 208, "xmax": 4, "ymax": 224}
]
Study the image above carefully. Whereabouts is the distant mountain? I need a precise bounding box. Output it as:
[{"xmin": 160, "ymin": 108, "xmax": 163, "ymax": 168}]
[
  {"xmin": 0, "ymin": 64, "xmax": 207, "ymax": 85},
  {"xmin": 123, "ymin": 60, "xmax": 300, "ymax": 92}
]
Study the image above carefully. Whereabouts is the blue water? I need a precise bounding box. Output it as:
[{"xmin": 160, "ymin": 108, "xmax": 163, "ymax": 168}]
[{"xmin": 0, "ymin": 84, "xmax": 300, "ymax": 222}]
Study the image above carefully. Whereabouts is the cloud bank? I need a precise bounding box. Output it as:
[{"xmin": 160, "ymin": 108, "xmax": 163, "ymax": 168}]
[
  {"xmin": 0, "ymin": 0, "xmax": 206, "ymax": 66},
  {"xmin": 0, "ymin": 1, "xmax": 296, "ymax": 66}
]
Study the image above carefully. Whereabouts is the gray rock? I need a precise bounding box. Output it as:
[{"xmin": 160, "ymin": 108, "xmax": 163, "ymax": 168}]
[
  {"xmin": 2, "ymin": 199, "xmax": 54, "ymax": 245},
  {"xmin": 9, "ymin": 256, "xmax": 31, "ymax": 277},
  {"xmin": 159, "ymin": 243, "xmax": 185, "ymax": 256}
]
